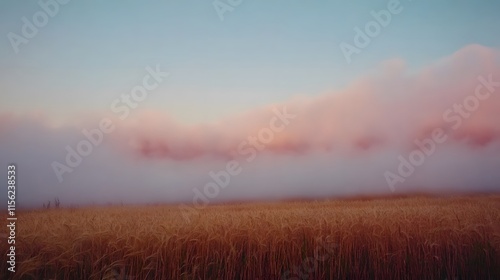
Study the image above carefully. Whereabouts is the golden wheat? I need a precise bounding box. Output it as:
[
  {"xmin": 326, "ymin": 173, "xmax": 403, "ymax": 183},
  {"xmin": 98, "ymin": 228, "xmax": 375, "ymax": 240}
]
[{"xmin": 0, "ymin": 195, "xmax": 499, "ymax": 279}]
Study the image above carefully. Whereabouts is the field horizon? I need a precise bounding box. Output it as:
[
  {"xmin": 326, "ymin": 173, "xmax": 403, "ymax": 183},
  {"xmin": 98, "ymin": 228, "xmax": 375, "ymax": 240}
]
[{"xmin": 18, "ymin": 190, "xmax": 500, "ymax": 211}]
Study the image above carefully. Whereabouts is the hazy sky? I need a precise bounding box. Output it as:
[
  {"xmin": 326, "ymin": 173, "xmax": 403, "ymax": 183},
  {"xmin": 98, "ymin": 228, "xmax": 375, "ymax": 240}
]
[
  {"xmin": 1, "ymin": 0, "xmax": 500, "ymax": 123},
  {"xmin": 1, "ymin": 1, "xmax": 500, "ymax": 208}
]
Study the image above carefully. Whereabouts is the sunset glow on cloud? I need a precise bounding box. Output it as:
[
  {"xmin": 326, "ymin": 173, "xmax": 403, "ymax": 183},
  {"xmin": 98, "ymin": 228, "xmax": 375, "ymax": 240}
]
[
  {"xmin": 1, "ymin": 44, "xmax": 500, "ymax": 207},
  {"xmin": 31, "ymin": 44, "xmax": 493, "ymax": 162}
]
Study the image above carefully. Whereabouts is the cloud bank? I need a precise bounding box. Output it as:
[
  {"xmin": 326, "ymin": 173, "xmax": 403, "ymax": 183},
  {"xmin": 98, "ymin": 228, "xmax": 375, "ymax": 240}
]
[{"xmin": 1, "ymin": 44, "xmax": 500, "ymax": 208}]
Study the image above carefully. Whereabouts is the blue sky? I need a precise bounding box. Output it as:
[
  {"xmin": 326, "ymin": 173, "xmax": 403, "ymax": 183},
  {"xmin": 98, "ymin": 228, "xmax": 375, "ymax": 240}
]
[{"xmin": 1, "ymin": 0, "xmax": 500, "ymax": 123}]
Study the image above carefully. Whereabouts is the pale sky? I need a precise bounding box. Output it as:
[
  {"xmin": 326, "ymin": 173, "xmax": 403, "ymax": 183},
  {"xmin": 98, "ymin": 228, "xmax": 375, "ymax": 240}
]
[{"xmin": 1, "ymin": 0, "xmax": 499, "ymax": 123}]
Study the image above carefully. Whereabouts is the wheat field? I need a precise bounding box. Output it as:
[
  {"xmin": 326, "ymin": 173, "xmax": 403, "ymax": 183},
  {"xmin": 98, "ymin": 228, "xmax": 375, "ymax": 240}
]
[{"xmin": 1, "ymin": 195, "xmax": 500, "ymax": 279}]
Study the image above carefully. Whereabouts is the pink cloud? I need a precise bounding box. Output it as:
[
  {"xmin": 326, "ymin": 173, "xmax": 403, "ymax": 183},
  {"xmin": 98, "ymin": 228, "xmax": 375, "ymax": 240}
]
[
  {"xmin": 3, "ymin": 45, "xmax": 499, "ymax": 161},
  {"xmin": 95, "ymin": 44, "xmax": 500, "ymax": 160},
  {"xmin": 1, "ymin": 44, "xmax": 500, "ymax": 207}
]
